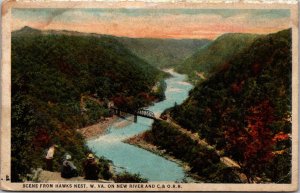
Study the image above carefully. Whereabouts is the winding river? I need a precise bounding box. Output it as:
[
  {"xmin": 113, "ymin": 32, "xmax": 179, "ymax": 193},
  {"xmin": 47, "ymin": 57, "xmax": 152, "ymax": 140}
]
[{"xmin": 87, "ymin": 69, "xmax": 193, "ymax": 182}]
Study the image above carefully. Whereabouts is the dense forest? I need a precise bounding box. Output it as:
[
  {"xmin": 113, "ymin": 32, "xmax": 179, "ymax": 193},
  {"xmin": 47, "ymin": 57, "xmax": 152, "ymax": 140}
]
[
  {"xmin": 11, "ymin": 26, "xmax": 292, "ymax": 184},
  {"xmin": 176, "ymin": 33, "xmax": 259, "ymax": 84},
  {"xmin": 119, "ymin": 37, "xmax": 211, "ymax": 68},
  {"xmin": 151, "ymin": 29, "xmax": 292, "ymax": 183},
  {"xmin": 148, "ymin": 121, "xmax": 240, "ymax": 182},
  {"xmin": 11, "ymin": 27, "xmax": 165, "ymax": 181},
  {"xmin": 14, "ymin": 27, "xmax": 211, "ymax": 69}
]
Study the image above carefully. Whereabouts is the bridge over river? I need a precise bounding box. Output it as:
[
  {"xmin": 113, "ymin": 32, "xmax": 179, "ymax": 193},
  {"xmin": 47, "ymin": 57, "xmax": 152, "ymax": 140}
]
[
  {"xmin": 80, "ymin": 95, "xmax": 157, "ymax": 123},
  {"xmin": 109, "ymin": 107, "xmax": 157, "ymax": 123},
  {"xmin": 87, "ymin": 69, "xmax": 194, "ymax": 182}
]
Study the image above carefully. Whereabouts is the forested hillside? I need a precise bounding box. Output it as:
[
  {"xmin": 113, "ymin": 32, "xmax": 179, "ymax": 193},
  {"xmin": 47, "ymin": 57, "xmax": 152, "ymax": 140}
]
[
  {"xmin": 176, "ymin": 33, "xmax": 259, "ymax": 84},
  {"xmin": 11, "ymin": 29, "xmax": 163, "ymax": 181},
  {"xmin": 119, "ymin": 38, "xmax": 211, "ymax": 68},
  {"xmin": 153, "ymin": 29, "xmax": 292, "ymax": 183},
  {"xmin": 14, "ymin": 27, "xmax": 211, "ymax": 69}
]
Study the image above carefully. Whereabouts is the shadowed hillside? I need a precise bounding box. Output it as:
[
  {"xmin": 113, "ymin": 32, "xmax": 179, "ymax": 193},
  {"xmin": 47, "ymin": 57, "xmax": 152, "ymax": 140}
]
[
  {"xmin": 11, "ymin": 27, "xmax": 164, "ymax": 182},
  {"xmin": 118, "ymin": 37, "xmax": 211, "ymax": 68},
  {"xmin": 151, "ymin": 29, "xmax": 292, "ymax": 183},
  {"xmin": 176, "ymin": 33, "xmax": 260, "ymax": 84},
  {"xmin": 13, "ymin": 27, "xmax": 211, "ymax": 69}
]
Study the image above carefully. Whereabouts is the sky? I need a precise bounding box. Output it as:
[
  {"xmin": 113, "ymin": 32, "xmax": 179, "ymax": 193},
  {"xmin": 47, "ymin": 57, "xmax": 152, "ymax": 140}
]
[{"xmin": 12, "ymin": 8, "xmax": 291, "ymax": 39}]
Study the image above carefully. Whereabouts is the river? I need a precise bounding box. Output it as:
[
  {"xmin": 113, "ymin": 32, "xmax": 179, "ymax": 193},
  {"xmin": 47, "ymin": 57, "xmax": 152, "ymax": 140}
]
[{"xmin": 87, "ymin": 69, "xmax": 193, "ymax": 182}]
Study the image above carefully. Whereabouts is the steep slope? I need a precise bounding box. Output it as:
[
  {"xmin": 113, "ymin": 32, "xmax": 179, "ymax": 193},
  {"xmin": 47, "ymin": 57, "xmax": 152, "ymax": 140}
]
[
  {"xmin": 153, "ymin": 29, "xmax": 292, "ymax": 183},
  {"xmin": 13, "ymin": 27, "xmax": 211, "ymax": 69},
  {"xmin": 118, "ymin": 38, "xmax": 211, "ymax": 68},
  {"xmin": 176, "ymin": 33, "xmax": 260, "ymax": 84},
  {"xmin": 11, "ymin": 29, "xmax": 162, "ymax": 181}
]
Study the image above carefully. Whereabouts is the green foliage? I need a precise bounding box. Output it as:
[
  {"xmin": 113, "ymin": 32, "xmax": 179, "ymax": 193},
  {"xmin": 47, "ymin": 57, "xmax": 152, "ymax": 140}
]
[
  {"xmin": 11, "ymin": 27, "xmax": 163, "ymax": 181},
  {"xmin": 170, "ymin": 29, "xmax": 292, "ymax": 183},
  {"xmin": 149, "ymin": 120, "xmax": 240, "ymax": 183},
  {"xmin": 119, "ymin": 38, "xmax": 211, "ymax": 68},
  {"xmin": 97, "ymin": 156, "xmax": 113, "ymax": 180},
  {"xmin": 113, "ymin": 171, "xmax": 148, "ymax": 183},
  {"xmin": 82, "ymin": 101, "xmax": 110, "ymax": 125},
  {"xmin": 151, "ymin": 79, "xmax": 167, "ymax": 101},
  {"xmin": 13, "ymin": 26, "xmax": 211, "ymax": 69},
  {"xmin": 176, "ymin": 33, "xmax": 260, "ymax": 84}
]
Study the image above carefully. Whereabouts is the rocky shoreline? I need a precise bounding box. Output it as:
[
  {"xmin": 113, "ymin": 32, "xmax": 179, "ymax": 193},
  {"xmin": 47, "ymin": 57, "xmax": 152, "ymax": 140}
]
[
  {"xmin": 123, "ymin": 131, "xmax": 201, "ymax": 183},
  {"xmin": 77, "ymin": 116, "xmax": 118, "ymax": 140},
  {"xmin": 77, "ymin": 115, "xmax": 201, "ymax": 182}
]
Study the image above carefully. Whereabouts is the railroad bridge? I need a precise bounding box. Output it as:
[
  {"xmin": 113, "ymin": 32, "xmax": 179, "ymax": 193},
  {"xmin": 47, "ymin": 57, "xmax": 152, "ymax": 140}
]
[
  {"xmin": 80, "ymin": 96, "xmax": 157, "ymax": 123},
  {"xmin": 109, "ymin": 107, "xmax": 156, "ymax": 123}
]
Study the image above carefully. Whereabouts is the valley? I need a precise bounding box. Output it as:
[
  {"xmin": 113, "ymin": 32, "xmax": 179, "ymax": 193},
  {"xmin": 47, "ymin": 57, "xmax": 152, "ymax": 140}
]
[{"xmin": 11, "ymin": 26, "xmax": 292, "ymax": 184}]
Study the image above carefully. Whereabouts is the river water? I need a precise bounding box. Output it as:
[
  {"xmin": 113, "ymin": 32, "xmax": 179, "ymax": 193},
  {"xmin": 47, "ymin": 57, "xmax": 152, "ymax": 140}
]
[{"xmin": 87, "ymin": 69, "xmax": 193, "ymax": 182}]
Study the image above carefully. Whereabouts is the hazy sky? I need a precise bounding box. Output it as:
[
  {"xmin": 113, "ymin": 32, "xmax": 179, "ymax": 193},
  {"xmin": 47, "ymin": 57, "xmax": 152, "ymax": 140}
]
[{"xmin": 12, "ymin": 8, "xmax": 291, "ymax": 39}]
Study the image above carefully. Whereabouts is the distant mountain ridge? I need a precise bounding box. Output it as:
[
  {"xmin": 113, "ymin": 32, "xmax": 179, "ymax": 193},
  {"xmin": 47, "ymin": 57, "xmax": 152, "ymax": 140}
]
[
  {"xmin": 176, "ymin": 32, "xmax": 261, "ymax": 84},
  {"xmin": 118, "ymin": 37, "xmax": 211, "ymax": 68},
  {"xmin": 13, "ymin": 26, "xmax": 211, "ymax": 68}
]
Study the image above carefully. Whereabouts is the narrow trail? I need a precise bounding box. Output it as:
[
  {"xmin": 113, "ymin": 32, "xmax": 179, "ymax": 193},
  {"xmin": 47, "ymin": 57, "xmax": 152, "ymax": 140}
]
[
  {"xmin": 165, "ymin": 118, "xmax": 240, "ymax": 169},
  {"xmin": 163, "ymin": 118, "xmax": 248, "ymax": 182}
]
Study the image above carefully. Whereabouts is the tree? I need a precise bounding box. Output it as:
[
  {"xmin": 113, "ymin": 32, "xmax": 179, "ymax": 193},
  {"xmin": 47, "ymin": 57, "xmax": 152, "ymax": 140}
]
[
  {"xmin": 113, "ymin": 171, "xmax": 148, "ymax": 183},
  {"xmin": 224, "ymin": 100, "xmax": 275, "ymax": 183}
]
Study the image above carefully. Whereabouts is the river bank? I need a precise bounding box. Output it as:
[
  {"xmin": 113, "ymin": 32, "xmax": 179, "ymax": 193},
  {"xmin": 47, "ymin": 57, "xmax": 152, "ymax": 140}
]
[
  {"xmin": 123, "ymin": 131, "xmax": 201, "ymax": 182},
  {"xmin": 77, "ymin": 116, "xmax": 118, "ymax": 140},
  {"xmin": 87, "ymin": 70, "xmax": 194, "ymax": 182}
]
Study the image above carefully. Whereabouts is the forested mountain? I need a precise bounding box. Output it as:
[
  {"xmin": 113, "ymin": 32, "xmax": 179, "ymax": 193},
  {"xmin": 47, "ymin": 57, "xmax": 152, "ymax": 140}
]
[
  {"xmin": 13, "ymin": 27, "xmax": 211, "ymax": 69},
  {"xmin": 153, "ymin": 29, "xmax": 292, "ymax": 183},
  {"xmin": 176, "ymin": 33, "xmax": 260, "ymax": 84},
  {"xmin": 11, "ymin": 28, "xmax": 164, "ymax": 181},
  {"xmin": 118, "ymin": 38, "xmax": 211, "ymax": 68}
]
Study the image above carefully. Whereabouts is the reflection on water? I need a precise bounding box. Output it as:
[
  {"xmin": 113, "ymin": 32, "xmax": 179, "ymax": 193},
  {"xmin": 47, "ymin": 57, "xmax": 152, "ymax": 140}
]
[{"xmin": 87, "ymin": 70, "xmax": 193, "ymax": 182}]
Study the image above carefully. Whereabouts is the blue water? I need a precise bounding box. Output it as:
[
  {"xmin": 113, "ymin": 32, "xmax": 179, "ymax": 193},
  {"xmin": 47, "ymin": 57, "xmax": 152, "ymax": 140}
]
[{"xmin": 87, "ymin": 69, "xmax": 193, "ymax": 182}]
